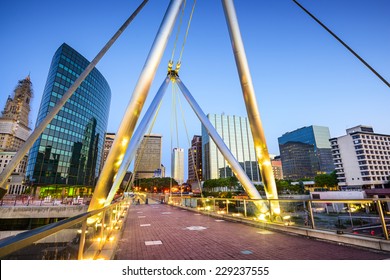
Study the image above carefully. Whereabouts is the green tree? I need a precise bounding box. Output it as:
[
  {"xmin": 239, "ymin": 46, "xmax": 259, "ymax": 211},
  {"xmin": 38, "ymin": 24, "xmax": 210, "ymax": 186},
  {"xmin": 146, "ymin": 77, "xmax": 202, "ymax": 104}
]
[{"xmin": 314, "ymin": 171, "xmax": 338, "ymax": 189}]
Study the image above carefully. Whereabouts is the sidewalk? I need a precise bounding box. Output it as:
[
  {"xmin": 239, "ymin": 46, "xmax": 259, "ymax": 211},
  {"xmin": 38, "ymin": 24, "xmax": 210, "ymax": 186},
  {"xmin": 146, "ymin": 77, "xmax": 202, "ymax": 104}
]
[{"xmin": 114, "ymin": 203, "xmax": 390, "ymax": 260}]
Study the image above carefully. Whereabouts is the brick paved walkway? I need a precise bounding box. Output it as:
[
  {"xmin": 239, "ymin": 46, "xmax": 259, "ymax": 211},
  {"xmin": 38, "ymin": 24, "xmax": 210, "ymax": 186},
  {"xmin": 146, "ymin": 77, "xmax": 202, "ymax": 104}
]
[{"xmin": 114, "ymin": 203, "xmax": 390, "ymax": 260}]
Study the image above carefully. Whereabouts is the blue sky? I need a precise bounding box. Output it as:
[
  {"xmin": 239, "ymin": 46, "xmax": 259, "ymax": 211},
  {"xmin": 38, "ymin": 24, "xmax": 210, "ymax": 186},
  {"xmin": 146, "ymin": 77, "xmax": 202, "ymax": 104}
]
[{"xmin": 1, "ymin": 0, "xmax": 389, "ymax": 178}]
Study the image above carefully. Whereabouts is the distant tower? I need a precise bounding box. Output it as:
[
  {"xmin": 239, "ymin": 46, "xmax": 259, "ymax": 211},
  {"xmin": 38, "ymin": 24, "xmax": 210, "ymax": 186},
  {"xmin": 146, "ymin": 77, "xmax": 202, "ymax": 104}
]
[
  {"xmin": 134, "ymin": 134, "xmax": 162, "ymax": 179},
  {"xmin": 188, "ymin": 135, "xmax": 202, "ymax": 183},
  {"xmin": 172, "ymin": 148, "xmax": 184, "ymax": 185},
  {"xmin": 100, "ymin": 132, "xmax": 116, "ymax": 174},
  {"xmin": 0, "ymin": 75, "xmax": 33, "ymax": 151},
  {"xmin": 0, "ymin": 75, "xmax": 32, "ymax": 195}
]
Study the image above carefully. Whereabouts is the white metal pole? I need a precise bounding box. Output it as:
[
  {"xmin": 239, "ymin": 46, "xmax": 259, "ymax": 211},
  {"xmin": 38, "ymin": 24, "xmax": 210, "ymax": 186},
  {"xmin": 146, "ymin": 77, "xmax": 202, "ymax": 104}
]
[
  {"xmin": 89, "ymin": 0, "xmax": 185, "ymax": 211},
  {"xmin": 104, "ymin": 77, "xmax": 170, "ymax": 206},
  {"xmin": 222, "ymin": 0, "xmax": 280, "ymax": 215},
  {"xmin": 175, "ymin": 77, "xmax": 268, "ymax": 213}
]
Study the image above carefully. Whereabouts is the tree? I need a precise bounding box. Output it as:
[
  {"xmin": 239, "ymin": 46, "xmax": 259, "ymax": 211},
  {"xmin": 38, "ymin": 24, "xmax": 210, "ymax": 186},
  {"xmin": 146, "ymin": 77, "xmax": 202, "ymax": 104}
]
[{"xmin": 314, "ymin": 171, "xmax": 338, "ymax": 189}]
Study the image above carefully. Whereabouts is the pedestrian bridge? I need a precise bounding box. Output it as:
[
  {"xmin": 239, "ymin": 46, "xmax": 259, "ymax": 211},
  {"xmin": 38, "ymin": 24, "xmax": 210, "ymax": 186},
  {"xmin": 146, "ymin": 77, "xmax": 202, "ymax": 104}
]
[{"xmin": 0, "ymin": 194, "xmax": 389, "ymax": 260}]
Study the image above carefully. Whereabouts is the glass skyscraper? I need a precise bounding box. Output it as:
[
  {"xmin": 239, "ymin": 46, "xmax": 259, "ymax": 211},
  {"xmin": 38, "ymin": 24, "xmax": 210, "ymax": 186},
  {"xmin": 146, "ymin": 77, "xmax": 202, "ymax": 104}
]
[
  {"xmin": 202, "ymin": 114, "xmax": 260, "ymax": 182},
  {"xmin": 278, "ymin": 125, "xmax": 334, "ymax": 180},
  {"xmin": 26, "ymin": 43, "xmax": 111, "ymax": 187}
]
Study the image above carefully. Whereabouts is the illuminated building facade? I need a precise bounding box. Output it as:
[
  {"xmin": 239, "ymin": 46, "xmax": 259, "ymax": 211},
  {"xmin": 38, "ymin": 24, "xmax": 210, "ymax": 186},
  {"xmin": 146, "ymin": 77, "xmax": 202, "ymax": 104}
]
[{"xmin": 26, "ymin": 43, "xmax": 111, "ymax": 189}]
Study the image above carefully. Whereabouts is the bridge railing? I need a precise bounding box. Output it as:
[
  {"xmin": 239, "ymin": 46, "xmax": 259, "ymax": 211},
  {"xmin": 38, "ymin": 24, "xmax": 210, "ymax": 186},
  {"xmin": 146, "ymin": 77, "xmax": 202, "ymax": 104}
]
[
  {"xmin": 0, "ymin": 198, "xmax": 131, "ymax": 260},
  {"xmin": 167, "ymin": 196, "xmax": 390, "ymax": 240}
]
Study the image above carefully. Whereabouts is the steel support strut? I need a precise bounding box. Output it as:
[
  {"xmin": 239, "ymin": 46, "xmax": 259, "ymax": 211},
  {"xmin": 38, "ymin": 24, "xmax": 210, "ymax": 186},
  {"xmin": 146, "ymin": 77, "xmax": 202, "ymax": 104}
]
[
  {"xmin": 175, "ymin": 77, "xmax": 268, "ymax": 213},
  {"xmin": 0, "ymin": 0, "xmax": 150, "ymax": 199},
  {"xmin": 222, "ymin": 0, "xmax": 280, "ymax": 214},
  {"xmin": 89, "ymin": 0, "xmax": 184, "ymax": 211},
  {"xmin": 104, "ymin": 77, "xmax": 170, "ymax": 206}
]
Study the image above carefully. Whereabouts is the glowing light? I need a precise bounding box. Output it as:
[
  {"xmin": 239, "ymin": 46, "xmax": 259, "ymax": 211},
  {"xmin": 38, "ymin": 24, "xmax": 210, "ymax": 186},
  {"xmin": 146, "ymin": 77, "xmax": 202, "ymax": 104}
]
[
  {"xmin": 262, "ymin": 160, "xmax": 271, "ymax": 166},
  {"xmin": 205, "ymin": 206, "xmax": 211, "ymax": 211},
  {"xmin": 109, "ymin": 236, "xmax": 115, "ymax": 242},
  {"xmin": 87, "ymin": 217, "xmax": 97, "ymax": 225},
  {"xmin": 98, "ymin": 198, "xmax": 106, "ymax": 205},
  {"xmin": 273, "ymin": 208, "xmax": 281, "ymax": 215},
  {"xmin": 282, "ymin": 215, "xmax": 291, "ymax": 220},
  {"xmin": 97, "ymin": 237, "xmax": 106, "ymax": 242},
  {"xmin": 258, "ymin": 213, "xmax": 266, "ymax": 221},
  {"xmin": 256, "ymin": 147, "xmax": 263, "ymax": 158},
  {"xmin": 121, "ymin": 138, "xmax": 129, "ymax": 146}
]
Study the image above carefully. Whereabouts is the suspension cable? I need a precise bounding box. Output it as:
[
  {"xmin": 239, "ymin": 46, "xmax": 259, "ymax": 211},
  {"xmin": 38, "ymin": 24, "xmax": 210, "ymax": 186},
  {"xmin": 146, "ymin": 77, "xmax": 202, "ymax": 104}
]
[
  {"xmin": 176, "ymin": 0, "xmax": 197, "ymax": 72},
  {"xmin": 169, "ymin": 0, "xmax": 187, "ymax": 71},
  {"xmin": 168, "ymin": 0, "xmax": 196, "ymax": 75},
  {"xmin": 175, "ymin": 83, "xmax": 203, "ymax": 198}
]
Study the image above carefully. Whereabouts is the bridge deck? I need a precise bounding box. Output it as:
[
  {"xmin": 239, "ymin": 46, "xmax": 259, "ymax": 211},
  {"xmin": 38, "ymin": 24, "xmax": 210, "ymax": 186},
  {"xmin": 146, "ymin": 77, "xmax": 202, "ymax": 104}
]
[{"xmin": 114, "ymin": 202, "xmax": 390, "ymax": 260}]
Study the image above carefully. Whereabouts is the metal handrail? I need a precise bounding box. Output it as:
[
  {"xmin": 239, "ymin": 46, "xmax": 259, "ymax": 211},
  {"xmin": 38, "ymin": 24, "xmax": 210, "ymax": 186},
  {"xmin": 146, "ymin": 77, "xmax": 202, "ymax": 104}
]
[
  {"xmin": 168, "ymin": 195, "xmax": 390, "ymax": 240},
  {"xmin": 0, "ymin": 199, "xmax": 129, "ymax": 259}
]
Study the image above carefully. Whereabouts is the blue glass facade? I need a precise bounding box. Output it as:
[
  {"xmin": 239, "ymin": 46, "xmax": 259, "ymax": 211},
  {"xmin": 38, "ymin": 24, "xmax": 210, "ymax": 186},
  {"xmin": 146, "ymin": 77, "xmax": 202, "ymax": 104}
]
[
  {"xmin": 26, "ymin": 43, "xmax": 111, "ymax": 186},
  {"xmin": 278, "ymin": 125, "xmax": 334, "ymax": 180}
]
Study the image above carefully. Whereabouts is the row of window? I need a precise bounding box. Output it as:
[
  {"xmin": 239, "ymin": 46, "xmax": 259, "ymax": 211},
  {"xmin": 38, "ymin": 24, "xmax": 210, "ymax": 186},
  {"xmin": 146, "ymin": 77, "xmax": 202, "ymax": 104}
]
[
  {"xmin": 358, "ymin": 160, "xmax": 390, "ymax": 166},
  {"xmin": 355, "ymin": 144, "xmax": 390, "ymax": 151},
  {"xmin": 352, "ymin": 134, "xmax": 390, "ymax": 141}
]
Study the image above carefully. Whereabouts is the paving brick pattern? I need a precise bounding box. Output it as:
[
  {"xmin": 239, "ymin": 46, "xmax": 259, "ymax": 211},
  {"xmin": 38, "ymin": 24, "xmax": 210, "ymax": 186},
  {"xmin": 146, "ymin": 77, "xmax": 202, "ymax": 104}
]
[{"xmin": 114, "ymin": 203, "xmax": 390, "ymax": 260}]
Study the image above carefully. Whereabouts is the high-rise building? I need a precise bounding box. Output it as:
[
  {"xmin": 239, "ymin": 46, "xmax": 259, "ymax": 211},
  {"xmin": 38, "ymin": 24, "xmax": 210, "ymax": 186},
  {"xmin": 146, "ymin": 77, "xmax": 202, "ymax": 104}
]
[
  {"xmin": 270, "ymin": 155, "xmax": 283, "ymax": 180},
  {"xmin": 188, "ymin": 135, "xmax": 202, "ymax": 184},
  {"xmin": 26, "ymin": 43, "xmax": 111, "ymax": 190},
  {"xmin": 0, "ymin": 76, "xmax": 32, "ymax": 151},
  {"xmin": 278, "ymin": 125, "xmax": 334, "ymax": 180},
  {"xmin": 134, "ymin": 134, "xmax": 162, "ymax": 179},
  {"xmin": 0, "ymin": 152, "xmax": 28, "ymax": 195},
  {"xmin": 0, "ymin": 75, "xmax": 33, "ymax": 195},
  {"xmin": 202, "ymin": 114, "xmax": 260, "ymax": 182},
  {"xmin": 100, "ymin": 132, "xmax": 115, "ymax": 173},
  {"xmin": 330, "ymin": 125, "xmax": 390, "ymax": 190},
  {"xmin": 172, "ymin": 147, "xmax": 184, "ymax": 185}
]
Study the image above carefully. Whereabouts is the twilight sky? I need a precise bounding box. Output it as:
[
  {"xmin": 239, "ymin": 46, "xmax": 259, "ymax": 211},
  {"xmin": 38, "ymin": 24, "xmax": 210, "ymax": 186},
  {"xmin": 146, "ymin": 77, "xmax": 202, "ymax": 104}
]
[{"xmin": 1, "ymin": 0, "xmax": 389, "ymax": 178}]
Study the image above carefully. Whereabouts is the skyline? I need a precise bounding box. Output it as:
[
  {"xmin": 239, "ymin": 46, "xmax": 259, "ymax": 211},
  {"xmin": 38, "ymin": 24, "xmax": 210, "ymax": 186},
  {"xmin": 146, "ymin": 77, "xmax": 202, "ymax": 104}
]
[{"xmin": 1, "ymin": 0, "xmax": 389, "ymax": 178}]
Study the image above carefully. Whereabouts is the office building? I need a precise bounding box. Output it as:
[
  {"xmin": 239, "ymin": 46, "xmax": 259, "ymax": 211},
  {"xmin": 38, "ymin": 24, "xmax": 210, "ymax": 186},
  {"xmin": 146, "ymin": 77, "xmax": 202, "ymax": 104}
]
[
  {"xmin": 26, "ymin": 43, "xmax": 111, "ymax": 191},
  {"xmin": 0, "ymin": 75, "xmax": 33, "ymax": 194},
  {"xmin": 278, "ymin": 125, "xmax": 334, "ymax": 180},
  {"xmin": 134, "ymin": 134, "xmax": 162, "ymax": 179},
  {"xmin": 270, "ymin": 155, "xmax": 283, "ymax": 180},
  {"xmin": 202, "ymin": 114, "xmax": 260, "ymax": 182},
  {"xmin": 0, "ymin": 75, "xmax": 32, "ymax": 151},
  {"xmin": 330, "ymin": 125, "xmax": 390, "ymax": 190},
  {"xmin": 172, "ymin": 147, "xmax": 184, "ymax": 185},
  {"xmin": 188, "ymin": 135, "xmax": 202, "ymax": 184},
  {"xmin": 0, "ymin": 152, "xmax": 28, "ymax": 195},
  {"xmin": 100, "ymin": 132, "xmax": 115, "ymax": 173}
]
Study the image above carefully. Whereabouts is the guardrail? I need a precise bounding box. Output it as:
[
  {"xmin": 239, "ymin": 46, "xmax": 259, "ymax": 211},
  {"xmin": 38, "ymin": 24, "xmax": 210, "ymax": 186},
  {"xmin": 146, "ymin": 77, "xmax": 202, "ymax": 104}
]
[
  {"xmin": 1, "ymin": 195, "xmax": 389, "ymax": 260},
  {"xmin": 0, "ymin": 198, "xmax": 131, "ymax": 260},
  {"xmin": 166, "ymin": 196, "xmax": 390, "ymax": 241}
]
